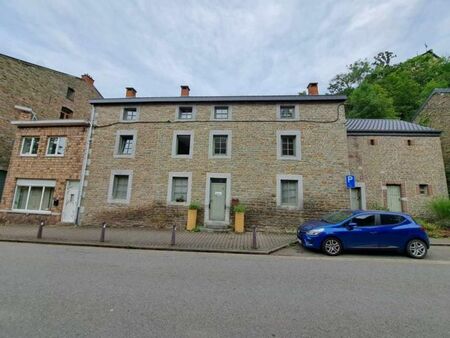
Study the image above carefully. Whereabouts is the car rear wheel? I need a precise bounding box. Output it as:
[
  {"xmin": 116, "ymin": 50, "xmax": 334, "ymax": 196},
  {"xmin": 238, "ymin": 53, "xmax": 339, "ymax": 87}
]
[
  {"xmin": 322, "ymin": 238, "xmax": 342, "ymax": 256},
  {"xmin": 406, "ymin": 239, "xmax": 427, "ymax": 259}
]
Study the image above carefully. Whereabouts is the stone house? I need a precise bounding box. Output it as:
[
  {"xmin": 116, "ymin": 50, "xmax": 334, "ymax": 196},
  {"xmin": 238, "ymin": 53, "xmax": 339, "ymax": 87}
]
[
  {"xmin": 0, "ymin": 53, "xmax": 102, "ymax": 199},
  {"xmin": 413, "ymin": 88, "xmax": 450, "ymax": 193}
]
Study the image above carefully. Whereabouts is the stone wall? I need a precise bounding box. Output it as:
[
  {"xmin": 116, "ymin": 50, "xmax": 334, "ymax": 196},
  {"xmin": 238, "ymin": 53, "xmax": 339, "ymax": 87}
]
[{"xmin": 80, "ymin": 102, "xmax": 350, "ymax": 230}]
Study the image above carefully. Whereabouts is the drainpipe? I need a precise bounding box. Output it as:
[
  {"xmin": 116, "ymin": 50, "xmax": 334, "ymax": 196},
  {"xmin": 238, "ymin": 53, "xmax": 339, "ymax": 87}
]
[{"xmin": 76, "ymin": 105, "xmax": 95, "ymax": 225}]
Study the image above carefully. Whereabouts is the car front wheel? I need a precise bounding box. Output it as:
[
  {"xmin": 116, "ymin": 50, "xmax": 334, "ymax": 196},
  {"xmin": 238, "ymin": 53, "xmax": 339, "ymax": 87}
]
[
  {"xmin": 322, "ymin": 238, "xmax": 342, "ymax": 256},
  {"xmin": 406, "ymin": 239, "xmax": 428, "ymax": 259}
]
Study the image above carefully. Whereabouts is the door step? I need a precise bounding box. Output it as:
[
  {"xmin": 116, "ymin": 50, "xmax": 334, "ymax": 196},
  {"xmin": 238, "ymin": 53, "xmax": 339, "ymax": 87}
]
[{"xmin": 198, "ymin": 225, "xmax": 231, "ymax": 233}]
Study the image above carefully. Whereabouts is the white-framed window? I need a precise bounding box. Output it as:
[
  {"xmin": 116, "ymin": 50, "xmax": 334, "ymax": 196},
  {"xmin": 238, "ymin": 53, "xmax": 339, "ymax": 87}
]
[
  {"xmin": 114, "ymin": 130, "xmax": 137, "ymax": 158},
  {"xmin": 121, "ymin": 107, "xmax": 139, "ymax": 122},
  {"xmin": 12, "ymin": 179, "xmax": 56, "ymax": 213},
  {"xmin": 172, "ymin": 131, "xmax": 194, "ymax": 158},
  {"xmin": 176, "ymin": 106, "xmax": 196, "ymax": 120},
  {"xmin": 277, "ymin": 130, "xmax": 301, "ymax": 160},
  {"xmin": 46, "ymin": 137, "xmax": 66, "ymax": 156},
  {"xmin": 209, "ymin": 130, "xmax": 232, "ymax": 159},
  {"xmin": 276, "ymin": 174, "xmax": 303, "ymax": 209},
  {"xmin": 211, "ymin": 106, "xmax": 232, "ymax": 120},
  {"xmin": 277, "ymin": 104, "xmax": 299, "ymax": 120},
  {"xmin": 107, "ymin": 170, "xmax": 133, "ymax": 204},
  {"xmin": 167, "ymin": 172, "xmax": 192, "ymax": 206},
  {"xmin": 20, "ymin": 137, "xmax": 39, "ymax": 156}
]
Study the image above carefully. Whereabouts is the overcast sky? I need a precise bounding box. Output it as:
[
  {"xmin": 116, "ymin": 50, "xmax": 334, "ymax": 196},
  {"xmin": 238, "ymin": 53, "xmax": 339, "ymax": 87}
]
[{"xmin": 1, "ymin": 0, "xmax": 449, "ymax": 97}]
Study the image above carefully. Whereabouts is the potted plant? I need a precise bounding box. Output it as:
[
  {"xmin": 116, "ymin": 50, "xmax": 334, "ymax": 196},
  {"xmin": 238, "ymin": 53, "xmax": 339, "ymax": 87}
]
[
  {"xmin": 233, "ymin": 203, "xmax": 246, "ymax": 233},
  {"xmin": 187, "ymin": 201, "xmax": 201, "ymax": 231}
]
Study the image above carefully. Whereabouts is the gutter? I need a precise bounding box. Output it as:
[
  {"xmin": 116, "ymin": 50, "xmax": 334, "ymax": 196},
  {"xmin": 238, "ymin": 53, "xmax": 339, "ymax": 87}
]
[{"xmin": 346, "ymin": 131, "xmax": 441, "ymax": 137}]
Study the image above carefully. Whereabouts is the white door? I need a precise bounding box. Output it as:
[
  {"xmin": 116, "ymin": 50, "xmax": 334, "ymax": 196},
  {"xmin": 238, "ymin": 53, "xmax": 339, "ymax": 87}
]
[
  {"xmin": 387, "ymin": 185, "xmax": 402, "ymax": 212},
  {"xmin": 62, "ymin": 181, "xmax": 80, "ymax": 223},
  {"xmin": 209, "ymin": 178, "xmax": 227, "ymax": 221}
]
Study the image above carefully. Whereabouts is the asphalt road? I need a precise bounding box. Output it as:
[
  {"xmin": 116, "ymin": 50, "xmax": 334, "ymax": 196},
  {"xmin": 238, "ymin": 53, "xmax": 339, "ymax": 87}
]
[{"xmin": 0, "ymin": 243, "xmax": 449, "ymax": 338}]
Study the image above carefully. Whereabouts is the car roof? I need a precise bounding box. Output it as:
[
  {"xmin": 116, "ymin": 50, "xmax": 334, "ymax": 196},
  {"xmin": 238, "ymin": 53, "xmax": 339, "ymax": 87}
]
[{"xmin": 351, "ymin": 210, "xmax": 410, "ymax": 217}]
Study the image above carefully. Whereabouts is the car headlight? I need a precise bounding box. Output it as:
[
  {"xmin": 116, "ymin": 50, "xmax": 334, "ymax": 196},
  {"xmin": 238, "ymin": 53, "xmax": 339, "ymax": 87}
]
[{"xmin": 306, "ymin": 228, "xmax": 324, "ymax": 236}]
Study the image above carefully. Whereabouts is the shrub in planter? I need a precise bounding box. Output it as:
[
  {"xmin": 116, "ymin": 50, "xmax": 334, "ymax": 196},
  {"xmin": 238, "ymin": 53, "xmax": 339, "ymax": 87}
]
[
  {"xmin": 233, "ymin": 204, "xmax": 246, "ymax": 233},
  {"xmin": 233, "ymin": 204, "xmax": 246, "ymax": 213},
  {"xmin": 187, "ymin": 201, "xmax": 201, "ymax": 231}
]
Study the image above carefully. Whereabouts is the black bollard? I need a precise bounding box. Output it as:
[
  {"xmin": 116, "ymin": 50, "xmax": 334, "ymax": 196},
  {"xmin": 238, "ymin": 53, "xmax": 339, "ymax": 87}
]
[
  {"xmin": 252, "ymin": 226, "xmax": 257, "ymax": 249},
  {"xmin": 100, "ymin": 222, "xmax": 107, "ymax": 242},
  {"xmin": 171, "ymin": 224, "xmax": 176, "ymax": 246},
  {"xmin": 37, "ymin": 221, "xmax": 45, "ymax": 239}
]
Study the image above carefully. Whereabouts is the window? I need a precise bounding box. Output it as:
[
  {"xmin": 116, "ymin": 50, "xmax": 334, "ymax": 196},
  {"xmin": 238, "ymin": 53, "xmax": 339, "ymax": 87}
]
[
  {"xmin": 351, "ymin": 214, "xmax": 375, "ymax": 227},
  {"xmin": 277, "ymin": 131, "xmax": 301, "ymax": 160},
  {"xmin": 213, "ymin": 106, "xmax": 230, "ymax": 120},
  {"xmin": 20, "ymin": 137, "xmax": 39, "ymax": 156},
  {"xmin": 60, "ymin": 107, "xmax": 73, "ymax": 119},
  {"xmin": 380, "ymin": 214, "xmax": 405, "ymax": 225},
  {"xmin": 114, "ymin": 131, "xmax": 136, "ymax": 157},
  {"xmin": 369, "ymin": 139, "xmax": 376, "ymax": 146},
  {"xmin": 276, "ymin": 174, "xmax": 303, "ymax": 209},
  {"xmin": 407, "ymin": 139, "xmax": 413, "ymax": 146},
  {"xmin": 172, "ymin": 131, "xmax": 193, "ymax": 158},
  {"xmin": 178, "ymin": 106, "xmax": 194, "ymax": 120},
  {"xmin": 167, "ymin": 172, "xmax": 192, "ymax": 205},
  {"xmin": 209, "ymin": 130, "xmax": 232, "ymax": 158},
  {"xmin": 46, "ymin": 137, "xmax": 66, "ymax": 156},
  {"xmin": 66, "ymin": 87, "xmax": 75, "ymax": 101},
  {"xmin": 12, "ymin": 179, "xmax": 55, "ymax": 213},
  {"xmin": 419, "ymin": 184, "xmax": 429, "ymax": 195},
  {"xmin": 122, "ymin": 107, "xmax": 138, "ymax": 121},
  {"xmin": 108, "ymin": 170, "xmax": 132, "ymax": 204},
  {"xmin": 277, "ymin": 104, "xmax": 299, "ymax": 120}
]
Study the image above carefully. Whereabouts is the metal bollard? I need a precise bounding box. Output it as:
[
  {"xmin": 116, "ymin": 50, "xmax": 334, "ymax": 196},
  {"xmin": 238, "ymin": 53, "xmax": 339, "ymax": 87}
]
[
  {"xmin": 100, "ymin": 222, "xmax": 107, "ymax": 242},
  {"xmin": 171, "ymin": 224, "xmax": 176, "ymax": 246},
  {"xmin": 252, "ymin": 226, "xmax": 258, "ymax": 249},
  {"xmin": 37, "ymin": 221, "xmax": 45, "ymax": 239}
]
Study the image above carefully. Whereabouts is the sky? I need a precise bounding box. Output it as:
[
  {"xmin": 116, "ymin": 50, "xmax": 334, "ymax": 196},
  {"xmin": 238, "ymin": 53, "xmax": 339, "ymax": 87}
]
[{"xmin": 0, "ymin": 0, "xmax": 449, "ymax": 98}]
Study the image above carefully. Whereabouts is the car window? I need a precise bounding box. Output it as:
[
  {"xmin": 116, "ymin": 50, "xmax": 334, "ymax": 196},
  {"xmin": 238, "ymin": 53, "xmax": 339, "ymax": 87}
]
[
  {"xmin": 380, "ymin": 214, "xmax": 405, "ymax": 225},
  {"xmin": 351, "ymin": 214, "xmax": 376, "ymax": 227}
]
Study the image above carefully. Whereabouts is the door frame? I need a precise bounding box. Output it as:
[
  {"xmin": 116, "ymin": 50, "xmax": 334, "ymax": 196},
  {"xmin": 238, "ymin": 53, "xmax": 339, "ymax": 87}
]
[
  {"xmin": 204, "ymin": 173, "xmax": 231, "ymax": 226},
  {"xmin": 383, "ymin": 182, "xmax": 406, "ymax": 212},
  {"xmin": 350, "ymin": 182, "xmax": 366, "ymax": 210},
  {"xmin": 61, "ymin": 180, "xmax": 80, "ymax": 223}
]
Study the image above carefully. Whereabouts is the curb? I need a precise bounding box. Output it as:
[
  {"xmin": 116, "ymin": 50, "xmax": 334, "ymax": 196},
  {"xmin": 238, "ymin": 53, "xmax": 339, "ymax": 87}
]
[{"xmin": 430, "ymin": 243, "xmax": 450, "ymax": 247}]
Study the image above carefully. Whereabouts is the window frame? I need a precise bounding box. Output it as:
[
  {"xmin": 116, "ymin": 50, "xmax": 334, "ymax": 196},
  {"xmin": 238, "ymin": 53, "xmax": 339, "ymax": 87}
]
[
  {"xmin": 208, "ymin": 130, "xmax": 232, "ymax": 159},
  {"xmin": 419, "ymin": 184, "xmax": 430, "ymax": 196},
  {"xmin": 172, "ymin": 130, "xmax": 194, "ymax": 159},
  {"xmin": 20, "ymin": 136, "xmax": 40, "ymax": 156},
  {"xmin": 107, "ymin": 170, "xmax": 133, "ymax": 204},
  {"xmin": 276, "ymin": 130, "xmax": 301, "ymax": 160},
  {"xmin": 46, "ymin": 136, "xmax": 67, "ymax": 157},
  {"xmin": 114, "ymin": 130, "xmax": 137, "ymax": 158},
  {"xmin": 277, "ymin": 104, "xmax": 299, "ymax": 120},
  {"xmin": 66, "ymin": 87, "xmax": 75, "ymax": 101},
  {"xmin": 167, "ymin": 172, "xmax": 192, "ymax": 206},
  {"xmin": 175, "ymin": 106, "xmax": 196, "ymax": 121},
  {"xmin": 276, "ymin": 174, "xmax": 303, "ymax": 209},
  {"xmin": 120, "ymin": 106, "xmax": 139, "ymax": 122},
  {"xmin": 211, "ymin": 106, "xmax": 232, "ymax": 121},
  {"xmin": 12, "ymin": 179, "xmax": 56, "ymax": 214}
]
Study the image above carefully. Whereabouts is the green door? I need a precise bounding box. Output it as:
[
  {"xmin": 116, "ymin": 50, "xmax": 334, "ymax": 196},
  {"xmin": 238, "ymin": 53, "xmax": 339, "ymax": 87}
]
[
  {"xmin": 350, "ymin": 187, "xmax": 362, "ymax": 210},
  {"xmin": 387, "ymin": 185, "xmax": 402, "ymax": 212},
  {"xmin": 209, "ymin": 178, "xmax": 226, "ymax": 221}
]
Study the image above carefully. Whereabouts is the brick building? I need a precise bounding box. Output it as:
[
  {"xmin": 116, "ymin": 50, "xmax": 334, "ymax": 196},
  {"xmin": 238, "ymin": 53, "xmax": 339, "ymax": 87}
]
[
  {"xmin": 0, "ymin": 53, "xmax": 102, "ymax": 199},
  {"xmin": 413, "ymin": 88, "xmax": 450, "ymax": 193}
]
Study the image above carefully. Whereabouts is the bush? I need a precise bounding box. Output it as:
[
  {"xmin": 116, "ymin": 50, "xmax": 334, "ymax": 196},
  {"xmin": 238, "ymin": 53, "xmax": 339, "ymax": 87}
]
[
  {"xmin": 233, "ymin": 203, "xmax": 246, "ymax": 213},
  {"xmin": 428, "ymin": 197, "xmax": 450, "ymax": 222},
  {"xmin": 188, "ymin": 201, "xmax": 201, "ymax": 210},
  {"xmin": 417, "ymin": 219, "xmax": 444, "ymax": 238}
]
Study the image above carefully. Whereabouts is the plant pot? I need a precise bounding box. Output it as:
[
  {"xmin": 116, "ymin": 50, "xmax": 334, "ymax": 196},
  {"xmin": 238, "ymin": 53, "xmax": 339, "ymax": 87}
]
[
  {"xmin": 234, "ymin": 212, "xmax": 245, "ymax": 233},
  {"xmin": 187, "ymin": 209, "xmax": 197, "ymax": 231}
]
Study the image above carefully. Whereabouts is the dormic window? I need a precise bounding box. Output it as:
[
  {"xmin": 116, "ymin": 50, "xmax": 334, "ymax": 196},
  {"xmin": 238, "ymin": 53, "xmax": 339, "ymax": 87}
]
[
  {"xmin": 66, "ymin": 87, "xmax": 75, "ymax": 101},
  {"xmin": 280, "ymin": 105, "xmax": 295, "ymax": 119},
  {"xmin": 13, "ymin": 179, "xmax": 55, "ymax": 212},
  {"xmin": 60, "ymin": 107, "xmax": 73, "ymax": 119},
  {"xmin": 214, "ymin": 106, "xmax": 229, "ymax": 120},
  {"xmin": 281, "ymin": 135, "xmax": 296, "ymax": 156},
  {"xmin": 419, "ymin": 184, "xmax": 429, "ymax": 195},
  {"xmin": 280, "ymin": 180, "xmax": 298, "ymax": 207},
  {"xmin": 178, "ymin": 107, "xmax": 193, "ymax": 120},
  {"xmin": 46, "ymin": 137, "xmax": 66, "ymax": 156},
  {"xmin": 20, "ymin": 137, "xmax": 39, "ymax": 156},
  {"xmin": 171, "ymin": 177, "xmax": 188, "ymax": 203},
  {"xmin": 213, "ymin": 135, "xmax": 228, "ymax": 155},
  {"xmin": 172, "ymin": 131, "xmax": 193, "ymax": 158},
  {"xmin": 118, "ymin": 135, "xmax": 134, "ymax": 155},
  {"xmin": 122, "ymin": 107, "xmax": 138, "ymax": 121}
]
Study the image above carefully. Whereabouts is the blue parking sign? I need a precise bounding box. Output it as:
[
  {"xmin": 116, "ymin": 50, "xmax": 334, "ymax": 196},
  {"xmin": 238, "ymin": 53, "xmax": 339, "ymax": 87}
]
[{"xmin": 346, "ymin": 175, "xmax": 356, "ymax": 188}]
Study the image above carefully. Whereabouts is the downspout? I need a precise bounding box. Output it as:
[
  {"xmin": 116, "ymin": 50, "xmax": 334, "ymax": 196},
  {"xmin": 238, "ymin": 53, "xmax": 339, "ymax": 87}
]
[{"xmin": 76, "ymin": 105, "xmax": 95, "ymax": 225}]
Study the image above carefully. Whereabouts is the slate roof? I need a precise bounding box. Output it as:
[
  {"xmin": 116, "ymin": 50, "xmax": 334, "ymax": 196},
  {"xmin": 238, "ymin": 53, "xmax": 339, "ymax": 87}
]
[
  {"xmin": 346, "ymin": 119, "xmax": 440, "ymax": 136},
  {"xmin": 411, "ymin": 88, "xmax": 450, "ymax": 121}
]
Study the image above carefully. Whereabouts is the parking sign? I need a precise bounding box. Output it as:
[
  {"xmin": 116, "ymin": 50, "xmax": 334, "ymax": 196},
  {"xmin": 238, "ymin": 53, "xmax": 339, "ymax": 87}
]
[{"xmin": 346, "ymin": 175, "xmax": 356, "ymax": 188}]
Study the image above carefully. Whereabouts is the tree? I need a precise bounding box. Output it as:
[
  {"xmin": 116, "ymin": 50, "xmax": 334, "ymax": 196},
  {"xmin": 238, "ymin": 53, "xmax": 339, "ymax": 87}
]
[
  {"xmin": 347, "ymin": 83, "xmax": 397, "ymax": 119},
  {"xmin": 373, "ymin": 51, "xmax": 397, "ymax": 67},
  {"xmin": 328, "ymin": 60, "xmax": 372, "ymax": 95}
]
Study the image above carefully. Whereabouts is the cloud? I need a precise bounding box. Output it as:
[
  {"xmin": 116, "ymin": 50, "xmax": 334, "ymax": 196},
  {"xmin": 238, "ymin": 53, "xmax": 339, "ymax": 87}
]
[{"xmin": 0, "ymin": 0, "xmax": 448, "ymax": 97}]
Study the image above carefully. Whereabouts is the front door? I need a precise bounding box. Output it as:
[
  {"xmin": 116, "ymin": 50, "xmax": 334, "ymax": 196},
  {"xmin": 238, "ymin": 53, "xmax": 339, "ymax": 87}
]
[
  {"xmin": 209, "ymin": 178, "xmax": 226, "ymax": 221},
  {"xmin": 62, "ymin": 180, "xmax": 80, "ymax": 223},
  {"xmin": 386, "ymin": 185, "xmax": 402, "ymax": 212},
  {"xmin": 350, "ymin": 187, "xmax": 362, "ymax": 210}
]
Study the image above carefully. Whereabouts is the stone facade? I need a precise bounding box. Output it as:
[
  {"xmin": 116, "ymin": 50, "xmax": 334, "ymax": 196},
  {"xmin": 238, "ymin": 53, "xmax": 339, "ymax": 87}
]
[
  {"xmin": 80, "ymin": 100, "xmax": 350, "ymax": 230},
  {"xmin": 0, "ymin": 121, "xmax": 88, "ymax": 224},
  {"xmin": 414, "ymin": 89, "xmax": 450, "ymax": 193},
  {"xmin": 0, "ymin": 53, "xmax": 101, "ymax": 172},
  {"xmin": 347, "ymin": 135, "xmax": 448, "ymax": 216}
]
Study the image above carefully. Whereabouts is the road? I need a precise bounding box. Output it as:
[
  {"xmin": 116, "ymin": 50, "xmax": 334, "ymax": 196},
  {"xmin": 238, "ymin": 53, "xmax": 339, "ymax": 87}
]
[{"xmin": 0, "ymin": 243, "xmax": 449, "ymax": 338}]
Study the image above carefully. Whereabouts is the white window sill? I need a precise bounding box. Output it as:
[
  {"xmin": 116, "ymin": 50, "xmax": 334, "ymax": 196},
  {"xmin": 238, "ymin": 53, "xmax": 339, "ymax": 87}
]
[
  {"xmin": 10, "ymin": 209, "xmax": 53, "ymax": 215},
  {"xmin": 210, "ymin": 155, "xmax": 231, "ymax": 159},
  {"xmin": 168, "ymin": 201, "xmax": 189, "ymax": 206},
  {"xmin": 119, "ymin": 119, "xmax": 138, "ymax": 123},
  {"xmin": 107, "ymin": 199, "xmax": 130, "ymax": 204},
  {"xmin": 45, "ymin": 154, "xmax": 65, "ymax": 157},
  {"xmin": 278, "ymin": 156, "xmax": 301, "ymax": 161},
  {"xmin": 114, "ymin": 154, "xmax": 135, "ymax": 159},
  {"xmin": 20, "ymin": 154, "xmax": 38, "ymax": 157},
  {"xmin": 172, "ymin": 154, "xmax": 192, "ymax": 159},
  {"xmin": 277, "ymin": 205, "xmax": 302, "ymax": 210}
]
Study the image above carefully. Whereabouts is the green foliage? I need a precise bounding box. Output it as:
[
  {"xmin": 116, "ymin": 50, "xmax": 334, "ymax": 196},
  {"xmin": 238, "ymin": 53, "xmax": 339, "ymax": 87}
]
[
  {"xmin": 428, "ymin": 197, "xmax": 450, "ymax": 223},
  {"xmin": 347, "ymin": 83, "xmax": 397, "ymax": 119},
  {"xmin": 369, "ymin": 203, "xmax": 388, "ymax": 211},
  {"xmin": 233, "ymin": 203, "xmax": 246, "ymax": 213},
  {"xmin": 188, "ymin": 201, "xmax": 201, "ymax": 210},
  {"xmin": 328, "ymin": 59, "xmax": 372, "ymax": 96},
  {"xmin": 416, "ymin": 219, "xmax": 445, "ymax": 238}
]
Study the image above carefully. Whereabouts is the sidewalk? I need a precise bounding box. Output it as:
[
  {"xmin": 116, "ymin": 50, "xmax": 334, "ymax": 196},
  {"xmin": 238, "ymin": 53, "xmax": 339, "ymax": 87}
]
[{"xmin": 0, "ymin": 225, "xmax": 296, "ymax": 254}]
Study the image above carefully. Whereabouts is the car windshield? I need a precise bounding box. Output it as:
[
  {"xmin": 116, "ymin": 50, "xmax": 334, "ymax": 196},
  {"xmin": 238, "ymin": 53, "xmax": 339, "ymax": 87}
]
[{"xmin": 321, "ymin": 210, "xmax": 353, "ymax": 224}]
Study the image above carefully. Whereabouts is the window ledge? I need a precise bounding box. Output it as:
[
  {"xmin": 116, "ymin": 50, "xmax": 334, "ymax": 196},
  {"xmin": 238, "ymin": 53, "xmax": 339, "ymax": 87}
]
[
  {"xmin": 114, "ymin": 154, "xmax": 135, "ymax": 159},
  {"xmin": 168, "ymin": 202, "xmax": 189, "ymax": 207},
  {"xmin": 278, "ymin": 156, "xmax": 301, "ymax": 161},
  {"xmin": 20, "ymin": 154, "xmax": 38, "ymax": 157},
  {"xmin": 45, "ymin": 154, "xmax": 65, "ymax": 158},
  {"xmin": 107, "ymin": 199, "xmax": 130, "ymax": 205},
  {"xmin": 171, "ymin": 154, "xmax": 192, "ymax": 159},
  {"xmin": 8, "ymin": 209, "xmax": 55, "ymax": 215}
]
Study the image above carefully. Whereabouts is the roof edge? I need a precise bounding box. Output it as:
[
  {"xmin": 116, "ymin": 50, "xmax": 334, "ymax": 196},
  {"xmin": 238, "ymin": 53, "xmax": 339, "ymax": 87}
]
[
  {"xmin": 347, "ymin": 130, "xmax": 441, "ymax": 137},
  {"xmin": 11, "ymin": 119, "xmax": 90, "ymax": 128},
  {"xmin": 412, "ymin": 88, "xmax": 450, "ymax": 121}
]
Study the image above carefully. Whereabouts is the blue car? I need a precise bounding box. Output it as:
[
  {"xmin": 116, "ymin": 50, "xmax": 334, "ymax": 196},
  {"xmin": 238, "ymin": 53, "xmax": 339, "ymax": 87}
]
[{"xmin": 297, "ymin": 210, "xmax": 429, "ymax": 259}]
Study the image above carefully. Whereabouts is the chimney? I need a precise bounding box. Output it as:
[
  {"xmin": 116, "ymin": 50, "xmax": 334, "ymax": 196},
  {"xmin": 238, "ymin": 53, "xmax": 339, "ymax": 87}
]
[
  {"xmin": 81, "ymin": 74, "xmax": 94, "ymax": 86},
  {"xmin": 307, "ymin": 82, "xmax": 319, "ymax": 95},
  {"xmin": 180, "ymin": 85, "xmax": 190, "ymax": 97},
  {"xmin": 126, "ymin": 87, "xmax": 137, "ymax": 98}
]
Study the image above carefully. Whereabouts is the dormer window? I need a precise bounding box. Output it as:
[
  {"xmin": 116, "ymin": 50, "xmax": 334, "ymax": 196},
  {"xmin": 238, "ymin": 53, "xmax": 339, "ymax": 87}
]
[
  {"xmin": 60, "ymin": 107, "xmax": 73, "ymax": 119},
  {"xmin": 122, "ymin": 107, "xmax": 138, "ymax": 121},
  {"xmin": 177, "ymin": 106, "xmax": 194, "ymax": 120},
  {"xmin": 277, "ymin": 104, "xmax": 299, "ymax": 120}
]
